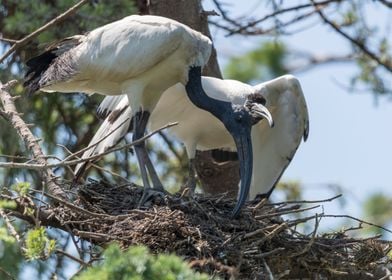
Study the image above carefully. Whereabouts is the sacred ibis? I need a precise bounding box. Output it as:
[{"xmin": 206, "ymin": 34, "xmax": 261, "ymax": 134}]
[
  {"xmin": 75, "ymin": 75, "xmax": 308, "ymax": 206},
  {"xmin": 24, "ymin": 15, "xmax": 272, "ymax": 215}
]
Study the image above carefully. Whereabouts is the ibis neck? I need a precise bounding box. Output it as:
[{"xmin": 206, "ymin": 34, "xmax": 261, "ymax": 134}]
[{"xmin": 185, "ymin": 66, "xmax": 231, "ymax": 120}]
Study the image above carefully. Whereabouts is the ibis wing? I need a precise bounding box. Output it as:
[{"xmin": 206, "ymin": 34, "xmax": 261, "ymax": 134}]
[
  {"xmin": 249, "ymin": 75, "xmax": 309, "ymax": 198},
  {"xmin": 74, "ymin": 96, "xmax": 132, "ymax": 179},
  {"xmin": 97, "ymin": 95, "xmax": 126, "ymax": 119},
  {"xmin": 24, "ymin": 35, "xmax": 85, "ymax": 94},
  {"xmin": 76, "ymin": 15, "xmax": 185, "ymax": 81}
]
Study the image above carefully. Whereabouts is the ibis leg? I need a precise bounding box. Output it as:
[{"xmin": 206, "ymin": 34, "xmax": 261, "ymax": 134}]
[
  {"xmin": 143, "ymin": 150, "xmax": 164, "ymax": 191},
  {"xmin": 133, "ymin": 111, "xmax": 165, "ymax": 205},
  {"xmin": 183, "ymin": 158, "xmax": 197, "ymax": 195}
]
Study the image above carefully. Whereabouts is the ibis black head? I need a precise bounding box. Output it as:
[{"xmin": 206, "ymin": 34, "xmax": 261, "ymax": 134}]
[{"xmin": 185, "ymin": 66, "xmax": 273, "ymax": 217}]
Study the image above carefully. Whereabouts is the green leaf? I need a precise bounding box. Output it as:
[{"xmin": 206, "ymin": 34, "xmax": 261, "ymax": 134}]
[
  {"xmin": 24, "ymin": 227, "xmax": 56, "ymax": 260},
  {"xmin": 76, "ymin": 244, "xmax": 210, "ymax": 280},
  {"xmin": 0, "ymin": 200, "xmax": 17, "ymax": 210},
  {"xmin": 11, "ymin": 182, "xmax": 31, "ymax": 196}
]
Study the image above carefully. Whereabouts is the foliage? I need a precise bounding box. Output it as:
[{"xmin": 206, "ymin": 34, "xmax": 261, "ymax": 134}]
[
  {"xmin": 24, "ymin": 227, "xmax": 56, "ymax": 260},
  {"xmin": 0, "ymin": 227, "xmax": 16, "ymax": 244},
  {"xmin": 0, "ymin": 199, "xmax": 17, "ymax": 210},
  {"xmin": 224, "ymin": 41, "xmax": 287, "ymax": 83},
  {"xmin": 363, "ymin": 193, "xmax": 392, "ymax": 235},
  {"xmin": 0, "ymin": 228, "xmax": 22, "ymax": 279},
  {"xmin": 76, "ymin": 244, "xmax": 209, "ymax": 280},
  {"xmin": 275, "ymin": 180, "xmax": 302, "ymax": 201},
  {"xmin": 11, "ymin": 181, "xmax": 31, "ymax": 196}
]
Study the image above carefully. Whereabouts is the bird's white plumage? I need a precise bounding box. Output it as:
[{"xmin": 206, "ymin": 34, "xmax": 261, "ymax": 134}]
[
  {"xmin": 76, "ymin": 96, "xmax": 131, "ymax": 176},
  {"xmin": 77, "ymin": 75, "xmax": 309, "ymax": 199},
  {"xmin": 41, "ymin": 15, "xmax": 212, "ymax": 113}
]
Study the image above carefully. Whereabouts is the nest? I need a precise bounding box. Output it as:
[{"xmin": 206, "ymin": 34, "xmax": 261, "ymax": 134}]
[{"xmin": 42, "ymin": 180, "xmax": 392, "ymax": 279}]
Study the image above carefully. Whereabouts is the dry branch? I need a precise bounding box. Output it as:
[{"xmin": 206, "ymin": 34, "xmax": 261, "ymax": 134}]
[
  {"xmin": 310, "ymin": 0, "xmax": 392, "ymax": 73},
  {"xmin": 0, "ymin": 82, "xmax": 67, "ymax": 199},
  {"xmin": 0, "ymin": 0, "xmax": 90, "ymax": 64}
]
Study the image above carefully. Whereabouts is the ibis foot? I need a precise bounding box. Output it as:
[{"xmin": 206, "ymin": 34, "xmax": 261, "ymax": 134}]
[
  {"xmin": 138, "ymin": 188, "xmax": 169, "ymax": 208},
  {"xmin": 180, "ymin": 176, "xmax": 197, "ymax": 197},
  {"xmin": 179, "ymin": 158, "xmax": 197, "ymax": 197}
]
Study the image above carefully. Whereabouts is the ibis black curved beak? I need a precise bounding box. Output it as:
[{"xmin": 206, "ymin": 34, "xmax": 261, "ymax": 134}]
[
  {"xmin": 185, "ymin": 66, "xmax": 273, "ymax": 216},
  {"xmin": 230, "ymin": 124, "xmax": 253, "ymax": 217}
]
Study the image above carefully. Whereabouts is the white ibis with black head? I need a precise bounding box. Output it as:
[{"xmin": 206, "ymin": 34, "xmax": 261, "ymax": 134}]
[
  {"xmin": 75, "ymin": 75, "xmax": 308, "ymax": 214},
  {"xmin": 24, "ymin": 15, "xmax": 271, "ymax": 215}
]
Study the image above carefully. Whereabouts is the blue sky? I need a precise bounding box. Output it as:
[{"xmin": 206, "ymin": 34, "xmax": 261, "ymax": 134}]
[{"xmin": 205, "ymin": 0, "xmax": 392, "ymax": 232}]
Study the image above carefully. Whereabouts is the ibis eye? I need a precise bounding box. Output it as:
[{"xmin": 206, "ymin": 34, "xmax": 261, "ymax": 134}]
[{"xmin": 235, "ymin": 114, "xmax": 243, "ymax": 123}]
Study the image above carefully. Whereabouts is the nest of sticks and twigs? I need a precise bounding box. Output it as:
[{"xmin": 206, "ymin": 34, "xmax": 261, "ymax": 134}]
[{"xmin": 19, "ymin": 179, "xmax": 389, "ymax": 279}]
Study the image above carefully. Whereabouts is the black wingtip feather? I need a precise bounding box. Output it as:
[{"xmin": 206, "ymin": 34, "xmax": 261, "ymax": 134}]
[{"xmin": 23, "ymin": 50, "xmax": 57, "ymax": 95}]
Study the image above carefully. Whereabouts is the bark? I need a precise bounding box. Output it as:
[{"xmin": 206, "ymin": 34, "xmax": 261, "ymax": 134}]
[
  {"xmin": 145, "ymin": 0, "xmax": 240, "ymax": 195},
  {"xmin": 148, "ymin": 0, "xmax": 222, "ymax": 78},
  {"xmin": 0, "ymin": 82, "xmax": 67, "ymax": 199}
]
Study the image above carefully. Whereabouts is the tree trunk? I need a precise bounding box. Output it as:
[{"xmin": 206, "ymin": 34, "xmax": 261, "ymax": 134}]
[{"xmin": 141, "ymin": 0, "xmax": 240, "ymax": 195}]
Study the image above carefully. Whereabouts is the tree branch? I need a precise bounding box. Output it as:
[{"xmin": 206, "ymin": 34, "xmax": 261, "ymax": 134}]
[
  {"xmin": 0, "ymin": 81, "xmax": 67, "ymax": 199},
  {"xmin": 221, "ymin": 0, "xmax": 342, "ymax": 36},
  {"xmin": 311, "ymin": 0, "xmax": 392, "ymax": 73},
  {"xmin": 0, "ymin": 0, "xmax": 89, "ymax": 64}
]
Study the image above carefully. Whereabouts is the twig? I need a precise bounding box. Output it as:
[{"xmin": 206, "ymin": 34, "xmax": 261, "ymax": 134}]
[
  {"xmin": 0, "ymin": 209, "xmax": 22, "ymax": 245},
  {"xmin": 291, "ymin": 214, "xmax": 320, "ymax": 257},
  {"xmin": 243, "ymin": 225, "xmax": 276, "ymax": 240},
  {"xmin": 0, "ymin": 122, "xmax": 178, "ymax": 170},
  {"xmin": 311, "ymin": 0, "xmax": 392, "ymax": 73},
  {"xmin": 321, "ymin": 214, "xmax": 392, "ymax": 234},
  {"xmin": 262, "ymin": 258, "xmax": 275, "ymax": 280},
  {"xmin": 0, "ymin": 0, "xmax": 89, "ymax": 64},
  {"xmin": 158, "ymin": 132, "xmax": 183, "ymax": 163},
  {"xmin": 0, "ymin": 267, "xmax": 15, "ymax": 280},
  {"xmin": 378, "ymin": 0, "xmax": 392, "ymax": 8},
  {"xmin": 255, "ymin": 205, "xmax": 320, "ymax": 219},
  {"xmin": 63, "ymin": 117, "xmax": 130, "ymax": 162},
  {"xmin": 73, "ymin": 230, "xmax": 114, "ymax": 242},
  {"xmin": 55, "ymin": 249, "xmax": 88, "ymax": 266},
  {"xmin": 266, "ymin": 194, "xmax": 342, "ymax": 205},
  {"xmin": 0, "ymin": 81, "xmax": 67, "ymax": 199},
  {"xmin": 215, "ymin": 0, "xmax": 341, "ymax": 35},
  {"xmin": 251, "ymin": 223, "xmax": 289, "ymax": 247},
  {"xmin": 30, "ymin": 189, "xmax": 110, "ymax": 218},
  {"xmin": 0, "ymin": 37, "xmax": 18, "ymax": 44},
  {"xmin": 65, "ymin": 224, "xmax": 84, "ymax": 260},
  {"xmin": 251, "ymin": 248, "xmax": 285, "ymax": 259},
  {"xmin": 88, "ymin": 163, "xmax": 131, "ymax": 183}
]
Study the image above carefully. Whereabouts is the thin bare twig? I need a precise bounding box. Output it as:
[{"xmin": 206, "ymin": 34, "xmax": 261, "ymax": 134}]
[
  {"xmin": 262, "ymin": 258, "xmax": 275, "ymax": 280},
  {"xmin": 0, "ymin": 122, "xmax": 178, "ymax": 170},
  {"xmin": 63, "ymin": 117, "xmax": 130, "ymax": 162},
  {"xmin": 0, "ymin": 0, "xmax": 89, "ymax": 64},
  {"xmin": 311, "ymin": 0, "xmax": 392, "ymax": 73},
  {"xmin": 322, "ymin": 214, "xmax": 392, "ymax": 234},
  {"xmin": 266, "ymin": 194, "xmax": 342, "ymax": 206},
  {"xmin": 255, "ymin": 204, "xmax": 320, "ymax": 219},
  {"xmin": 228, "ymin": 0, "xmax": 341, "ymax": 36},
  {"xmin": 0, "ymin": 267, "xmax": 15, "ymax": 280},
  {"xmin": 55, "ymin": 249, "xmax": 88, "ymax": 266}
]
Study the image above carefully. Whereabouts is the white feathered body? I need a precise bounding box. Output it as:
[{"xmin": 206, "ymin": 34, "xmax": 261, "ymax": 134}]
[
  {"xmin": 79, "ymin": 75, "xmax": 309, "ymax": 199},
  {"xmin": 39, "ymin": 15, "xmax": 212, "ymax": 112}
]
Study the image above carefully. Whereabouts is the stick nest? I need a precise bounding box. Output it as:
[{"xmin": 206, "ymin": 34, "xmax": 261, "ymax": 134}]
[{"xmin": 44, "ymin": 180, "xmax": 392, "ymax": 279}]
